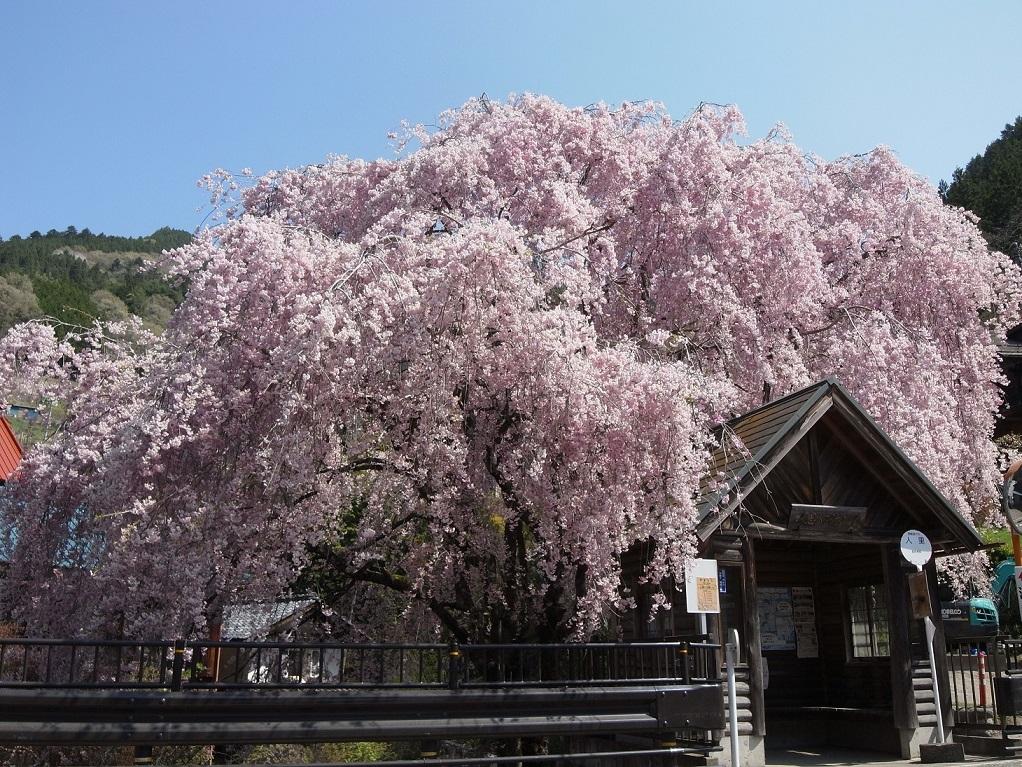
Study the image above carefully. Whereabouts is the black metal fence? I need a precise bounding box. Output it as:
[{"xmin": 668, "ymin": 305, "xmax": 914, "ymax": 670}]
[
  {"xmin": 0, "ymin": 637, "xmax": 721, "ymax": 691},
  {"xmin": 0, "ymin": 638, "xmax": 726, "ymax": 755},
  {"xmin": 945, "ymin": 636, "xmax": 1022, "ymax": 740}
]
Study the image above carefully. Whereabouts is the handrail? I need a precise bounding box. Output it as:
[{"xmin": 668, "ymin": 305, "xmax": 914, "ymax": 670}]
[{"xmin": 0, "ymin": 637, "xmax": 723, "ymax": 691}]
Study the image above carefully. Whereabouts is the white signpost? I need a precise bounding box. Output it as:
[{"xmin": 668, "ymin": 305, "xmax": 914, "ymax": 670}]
[
  {"xmin": 725, "ymin": 628, "xmax": 741, "ymax": 767},
  {"xmin": 685, "ymin": 559, "xmax": 732, "ymax": 764},
  {"xmin": 900, "ymin": 529, "xmax": 945, "ymax": 745}
]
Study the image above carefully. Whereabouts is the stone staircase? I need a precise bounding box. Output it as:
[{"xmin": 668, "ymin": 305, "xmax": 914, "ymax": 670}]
[
  {"xmin": 912, "ymin": 660, "xmax": 942, "ymax": 728},
  {"xmin": 722, "ymin": 668, "xmax": 754, "ymax": 737}
]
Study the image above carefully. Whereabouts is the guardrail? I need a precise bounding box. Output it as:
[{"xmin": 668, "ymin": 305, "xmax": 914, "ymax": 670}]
[
  {"xmin": 0, "ymin": 683, "xmax": 726, "ymax": 747},
  {"xmin": 0, "ymin": 637, "xmax": 721, "ymax": 691},
  {"xmin": 0, "ymin": 639, "xmax": 725, "ymax": 753}
]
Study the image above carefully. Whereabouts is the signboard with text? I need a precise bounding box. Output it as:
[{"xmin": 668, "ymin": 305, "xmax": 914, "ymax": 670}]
[
  {"xmin": 685, "ymin": 558, "xmax": 721, "ymax": 614},
  {"xmin": 900, "ymin": 529, "xmax": 932, "ymax": 570}
]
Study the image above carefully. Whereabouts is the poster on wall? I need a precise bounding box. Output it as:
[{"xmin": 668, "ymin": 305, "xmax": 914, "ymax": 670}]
[
  {"xmin": 757, "ymin": 587, "xmax": 796, "ymax": 651},
  {"xmin": 791, "ymin": 586, "xmax": 819, "ymax": 658}
]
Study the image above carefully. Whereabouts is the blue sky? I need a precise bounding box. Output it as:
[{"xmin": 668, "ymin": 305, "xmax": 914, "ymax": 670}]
[{"xmin": 2, "ymin": 1, "xmax": 1020, "ymax": 237}]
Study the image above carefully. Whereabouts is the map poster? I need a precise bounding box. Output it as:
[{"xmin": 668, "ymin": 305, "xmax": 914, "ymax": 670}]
[
  {"xmin": 791, "ymin": 586, "xmax": 819, "ymax": 658},
  {"xmin": 757, "ymin": 587, "xmax": 795, "ymax": 651}
]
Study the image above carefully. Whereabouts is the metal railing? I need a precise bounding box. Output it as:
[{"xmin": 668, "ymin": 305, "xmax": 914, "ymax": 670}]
[
  {"xmin": 945, "ymin": 636, "xmax": 1022, "ymax": 738},
  {"xmin": 0, "ymin": 638, "xmax": 725, "ymax": 752},
  {"xmin": 0, "ymin": 637, "xmax": 722, "ymax": 691},
  {"xmin": 1003, "ymin": 638, "xmax": 1022, "ymax": 674}
]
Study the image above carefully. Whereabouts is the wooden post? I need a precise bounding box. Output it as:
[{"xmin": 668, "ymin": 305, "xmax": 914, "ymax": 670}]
[
  {"xmin": 208, "ymin": 623, "xmax": 222, "ymax": 683},
  {"xmin": 742, "ymin": 537, "xmax": 766, "ymax": 737},
  {"xmin": 170, "ymin": 639, "xmax": 185, "ymax": 691},
  {"xmin": 882, "ymin": 544, "xmax": 918, "ymax": 730}
]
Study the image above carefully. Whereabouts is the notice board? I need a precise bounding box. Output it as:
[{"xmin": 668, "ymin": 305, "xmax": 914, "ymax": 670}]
[
  {"xmin": 757, "ymin": 587, "xmax": 796, "ymax": 651},
  {"xmin": 757, "ymin": 586, "xmax": 819, "ymax": 655}
]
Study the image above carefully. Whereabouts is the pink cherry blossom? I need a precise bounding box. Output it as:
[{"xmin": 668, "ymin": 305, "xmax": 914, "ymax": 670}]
[{"xmin": 1, "ymin": 96, "xmax": 1017, "ymax": 639}]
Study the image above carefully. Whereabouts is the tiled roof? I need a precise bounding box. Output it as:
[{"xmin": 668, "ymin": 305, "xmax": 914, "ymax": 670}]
[
  {"xmin": 696, "ymin": 381, "xmax": 830, "ymax": 525},
  {"xmin": 222, "ymin": 598, "xmax": 316, "ymax": 640},
  {"xmin": 0, "ymin": 418, "xmax": 22, "ymax": 484}
]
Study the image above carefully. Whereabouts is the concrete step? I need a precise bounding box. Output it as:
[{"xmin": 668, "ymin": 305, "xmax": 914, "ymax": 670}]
[
  {"xmin": 722, "ymin": 694, "xmax": 752, "ymax": 709},
  {"xmin": 723, "ymin": 721, "xmax": 754, "ymax": 736}
]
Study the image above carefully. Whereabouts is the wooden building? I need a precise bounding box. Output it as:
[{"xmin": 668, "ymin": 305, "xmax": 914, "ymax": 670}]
[
  {"xmin": 996, "ymin": 324, "xmax": 1022, "ymax": 437},
  {"xmin": 622, "ymin": 379, "xmax": 982, "ymax": 764}
]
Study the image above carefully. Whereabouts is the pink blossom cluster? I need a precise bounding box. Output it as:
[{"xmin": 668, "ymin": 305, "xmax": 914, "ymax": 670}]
[{"xmin": 1, "ymin": 96, "xmax": 1017, "ymax": 638}]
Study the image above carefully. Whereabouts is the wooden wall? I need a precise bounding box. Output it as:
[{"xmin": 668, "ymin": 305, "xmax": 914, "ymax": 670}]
[{"xmin": 755, "ymin": 539, "xmax": 892, "ymax": 712}]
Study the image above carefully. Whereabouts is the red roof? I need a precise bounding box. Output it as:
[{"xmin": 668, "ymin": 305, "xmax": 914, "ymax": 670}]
[{"xmin": 0, "ymin": 417, "xmax": 23, "ymax": 483}]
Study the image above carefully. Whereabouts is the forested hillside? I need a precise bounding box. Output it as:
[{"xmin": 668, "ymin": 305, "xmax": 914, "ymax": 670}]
[
  {"xmin": 941, "ymin": 116, "xmax": 1022, "ymax": 260},
  {"xmin": 0, "ymin": 226, "xmax": 190, "ymax": 335}
]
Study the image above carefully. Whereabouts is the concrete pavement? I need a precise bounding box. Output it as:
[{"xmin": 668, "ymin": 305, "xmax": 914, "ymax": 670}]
[{"xmin": 765, "ymin": 747, "xmax": 1018, "ymax": 767}]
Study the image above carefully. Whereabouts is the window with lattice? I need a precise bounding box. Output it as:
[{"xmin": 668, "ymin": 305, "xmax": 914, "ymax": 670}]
[{"xmin": 847, "ymin": 584, "xmax": 890, "ymax": 658}]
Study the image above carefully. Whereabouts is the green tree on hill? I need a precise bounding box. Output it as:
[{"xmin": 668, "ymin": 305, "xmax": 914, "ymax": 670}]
[
  {"xmin": 0, "ymin": 226, "xmax": 191, "ymax": 335},
  {"xmin": 0, "ymin": 273, "xmax": 42, "ymax": 329},
  {"xmin": 941, "ymin": 116, "xmax": 1022, "ymax": 260}
]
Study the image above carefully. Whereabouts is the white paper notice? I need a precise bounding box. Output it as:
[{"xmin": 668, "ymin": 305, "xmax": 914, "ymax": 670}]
[
  {"xmin": 685, "ymin": 558, "xmax": 721, "ymax": 614},
  {"xmin": 791, "ymin": 586, "xmax": 819, "ymax": 658},
  {"xmin": 757, "ymin": 587, "xmax": 795, "ymax": 651}
]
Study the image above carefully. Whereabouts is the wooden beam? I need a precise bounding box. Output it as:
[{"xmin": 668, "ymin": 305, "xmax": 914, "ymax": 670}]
[
  {"xmin": 817, "ymin": 416, "xmax": 942, "ymax": 538},
  {"xmin": 808, "ymin": 430, "xmax": 822, "ymax": 504},
  {"xmin": 882, "ymin": 544, "xmax": 918, "ymax": 731},
  {"xmin": 743, "ymin": 526, "xmax": 901, "ymax": 545},
  {"xmin": 829, "ymin": 396, "xmax": 980, "ymax": 549},
  {"xmin": 741, "ymin": 537, "xmax": 766, "ymax": 737}
]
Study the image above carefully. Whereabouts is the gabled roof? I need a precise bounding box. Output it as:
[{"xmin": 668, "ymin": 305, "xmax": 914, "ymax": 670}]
[
  {"xmin": 222, "ymin": 598, "xmax": 317, "ymax": 640},
  {"xmin": 0, "ymin": 417, "xmax": 22, "ymax": 484},
  {"xmin": 695, "ymin": 378, "xmax": 983, "ymax": 551}
]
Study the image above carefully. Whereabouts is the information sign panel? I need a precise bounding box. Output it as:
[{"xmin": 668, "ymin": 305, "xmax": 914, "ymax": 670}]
[
  {"xmin": 685, "ymin": 558, "xmax": 721, "ymax": 614},
  {"xmin": 757, "ymin": 587, "xmax": 796, "ymax": 651}
]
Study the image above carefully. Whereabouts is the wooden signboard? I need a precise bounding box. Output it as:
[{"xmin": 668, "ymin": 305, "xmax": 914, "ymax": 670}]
[
  {"xmin": 789, "ymin": 504, "xmax": 868, "ymax": 534},
  {"xmin": 908, "ymin": 571, "xmax": 932, "ymax": 619}
]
